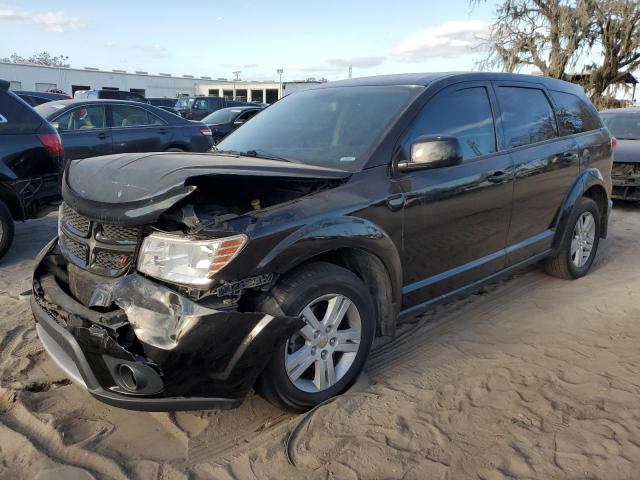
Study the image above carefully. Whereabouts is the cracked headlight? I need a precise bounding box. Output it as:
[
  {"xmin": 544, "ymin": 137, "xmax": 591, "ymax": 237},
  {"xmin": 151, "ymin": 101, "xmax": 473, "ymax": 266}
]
[{"xmin": 137, "ymin": 233, "xmax": 247, "ymax": 286}]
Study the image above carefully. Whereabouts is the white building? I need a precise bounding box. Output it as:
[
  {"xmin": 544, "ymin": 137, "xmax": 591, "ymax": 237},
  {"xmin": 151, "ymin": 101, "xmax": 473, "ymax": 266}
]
[{"xmin": 0, "ymin": 61, "xmax": 325, "ymax": 102}]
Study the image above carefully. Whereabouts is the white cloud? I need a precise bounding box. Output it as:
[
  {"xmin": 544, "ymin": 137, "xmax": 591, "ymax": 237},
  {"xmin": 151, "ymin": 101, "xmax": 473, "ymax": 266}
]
[
  {"xmin": 129, "ymin": 44, "xmax": 171, "ymax": 60},
  {"xmin": 395, "ymin": 20, "xmax": 488, "ymax": 62},
  {"xmin": 326, "ymin": 55, "xmax": 386, "ymax": 68},
  {"xmin": 0, "ymin": 4, "xmax": 87, "ymax": 33}
]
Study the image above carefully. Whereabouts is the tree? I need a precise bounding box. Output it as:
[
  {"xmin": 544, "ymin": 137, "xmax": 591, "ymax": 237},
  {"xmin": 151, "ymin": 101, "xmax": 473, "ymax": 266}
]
[
  {"xmin": 1, "ymin": 51, "xmax": 69, "ymax": 67},
  {"xmin": 479, "ymin": 0, "xmax": 640, "ymax": 106}
]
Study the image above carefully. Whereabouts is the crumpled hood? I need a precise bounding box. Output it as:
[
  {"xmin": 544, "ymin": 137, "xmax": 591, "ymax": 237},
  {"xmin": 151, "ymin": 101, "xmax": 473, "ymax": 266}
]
[
  {"xmin": 614, "ymin": 139, "xmax": 640, "ymax": 164},
  {"xmin": 62, "ymin": 152, "xmax": 351, "ymax": 225}
]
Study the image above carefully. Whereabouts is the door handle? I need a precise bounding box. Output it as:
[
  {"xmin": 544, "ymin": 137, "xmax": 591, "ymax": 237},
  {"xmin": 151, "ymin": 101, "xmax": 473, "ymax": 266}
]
[
  {"xmin": 386, "ymin": 193, "xmax": 405, "ymax": 211},
  {"xmin": 159, "ymin": 128, "xmax": 168, "ymax": 134},
  {"xmin": 96, "ymin": 132, "xmax": 108, "ymax": 140},
  {"xmin": 487, "ymin": 170, "xmax": 510, "ymax": 183},
  {"xmin": 561, "ymin": 152, "xmax": 578, "ymax": 162}
]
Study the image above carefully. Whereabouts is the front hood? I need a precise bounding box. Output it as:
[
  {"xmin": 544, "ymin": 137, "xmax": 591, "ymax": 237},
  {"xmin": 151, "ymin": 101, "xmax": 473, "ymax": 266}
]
[
  {"xmin": 614, "ymin": 139, "xmax": 640, "ymax": 164},
  {"xmin": 62, "ymin": 152, "xmax": 350, "ymax": 225}
]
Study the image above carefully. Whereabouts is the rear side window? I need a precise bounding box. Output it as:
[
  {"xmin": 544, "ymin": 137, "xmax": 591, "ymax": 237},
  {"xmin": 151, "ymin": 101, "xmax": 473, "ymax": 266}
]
[
  {"xmin": 111, "ymin": 105, "xmax": 164, "ymax": 127},
  {"xmin": 550, "ymin": 90, "xmax": 602, "ymax": 135},
  {"xmin": 0, "ymin": 92, "xmax": 42, "ymax": 134},
  {"xmin": 497, "ymin": 87, "xmax": 558, "ymax": 148},
  {"xmin": 404, "ymin": 86, "xmax": 497, "ymax": 161}
]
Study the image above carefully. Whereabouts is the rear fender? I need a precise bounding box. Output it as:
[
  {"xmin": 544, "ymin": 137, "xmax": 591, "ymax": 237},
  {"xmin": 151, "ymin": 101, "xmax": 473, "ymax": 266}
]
[{"xmin": 552, "ymin": 167, "xmax": 609, "ymax": 250}]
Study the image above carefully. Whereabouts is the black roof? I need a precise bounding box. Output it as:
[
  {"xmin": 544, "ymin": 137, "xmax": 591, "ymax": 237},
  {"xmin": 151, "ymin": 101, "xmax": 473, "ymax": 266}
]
[
  {"xmin": 312, "ymin": 72, "xmax": 586, "ymax": 95},
  {"xmin": 42, "ymin": 98, "xmax": 152, "ymax": 107}
]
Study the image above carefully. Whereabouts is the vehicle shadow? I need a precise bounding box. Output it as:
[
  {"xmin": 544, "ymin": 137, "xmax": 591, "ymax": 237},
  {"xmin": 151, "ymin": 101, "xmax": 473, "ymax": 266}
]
[{"xmin": 0, "ymin": 215, "xmax": 57, "ymax": 269}]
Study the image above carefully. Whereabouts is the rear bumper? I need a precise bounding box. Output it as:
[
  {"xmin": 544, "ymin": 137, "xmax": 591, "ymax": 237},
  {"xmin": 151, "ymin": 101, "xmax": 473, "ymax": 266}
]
[{"xmin": 31, "ymin": 239, "xmax": 302, "ymax": 411}]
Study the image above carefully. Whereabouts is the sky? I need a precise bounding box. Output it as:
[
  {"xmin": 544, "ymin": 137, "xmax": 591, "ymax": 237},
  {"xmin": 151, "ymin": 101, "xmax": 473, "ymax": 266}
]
[{"xmin": 0, "ymin": 1, "xmax": 500, "ymax": 82}]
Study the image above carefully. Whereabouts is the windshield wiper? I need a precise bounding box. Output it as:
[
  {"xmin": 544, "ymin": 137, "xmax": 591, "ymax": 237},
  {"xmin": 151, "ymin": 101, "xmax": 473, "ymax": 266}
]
[{"xmin": 242, "ymin": 149, "xmax": 296, "ymax": 163}]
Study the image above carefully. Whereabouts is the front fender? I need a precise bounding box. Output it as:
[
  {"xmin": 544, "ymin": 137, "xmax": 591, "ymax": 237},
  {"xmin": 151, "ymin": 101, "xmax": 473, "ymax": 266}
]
[
  {"xmin": 255, "ymin": 216, "xmax": 403, "ymax": 307},
  {"xmin": 552, "ymin": 167, "xmax": 610, "ymax": 249}
]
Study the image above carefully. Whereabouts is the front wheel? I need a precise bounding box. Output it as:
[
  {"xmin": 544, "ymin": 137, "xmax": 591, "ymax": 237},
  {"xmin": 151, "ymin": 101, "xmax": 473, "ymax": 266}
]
[
  {"xmin": 544, "ymin": 197, "xmax": 601, "ymax": 279},
  {"xmin": 257, "ymin": 262, "xmax": 376, "ymax": 411}
]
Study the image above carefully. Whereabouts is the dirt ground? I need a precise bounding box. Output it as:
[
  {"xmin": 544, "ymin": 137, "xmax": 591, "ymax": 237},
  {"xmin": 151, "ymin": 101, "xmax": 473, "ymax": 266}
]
[{"xmin": 0, "ymin": 206, "xmax": 639, "ymax": 480}]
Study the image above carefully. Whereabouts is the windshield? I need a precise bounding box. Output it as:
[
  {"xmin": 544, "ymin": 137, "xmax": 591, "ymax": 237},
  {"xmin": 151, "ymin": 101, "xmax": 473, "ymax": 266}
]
[
  {"xmin": 203, "ymin": 108, "xmax": 243, "ymax": 124},
  {"xmin": 601, "ymin": 113, "xmax": 640, "ymax": 139},
  {"xmin": 176, "ymin": 97, "xmax": 194, "ymax": 109},
  {"xmin": 216, "ymin": 85, "xmax": 420, "ymax": 172}
]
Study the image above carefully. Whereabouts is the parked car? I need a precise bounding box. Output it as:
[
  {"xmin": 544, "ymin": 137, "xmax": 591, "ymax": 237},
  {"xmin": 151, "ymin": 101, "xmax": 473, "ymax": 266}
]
[
  {"xmin": 14, "ymin": 90, "xmax": 70, "ymax": 107},
  {"xmin": 147, "ymin": 97, "xmax": 180, "ymax": 116},
  {"xmin": 202, "ymin": 106, "xmax": 263, "ymax": 143},
  {"xmin": 74, "ymin": 89, "xmax": 149, "ymax": 103},
  {"xmin": 31, "ymin": 72, "xmax": 612, "ymax": 412},
  {"xmin": 35, "ymin": 99, "xmax": 214, "ymax": 161},
  {"xmin": 0, "ymin": 80, "xmax": 63, "ymax": 259},
  {"xmin": 600, "ymin": 108, "xmax": 639, "ymax": 202},
  {"xmin": 175, "ymin": 96, "xmax": 252, "ymax": 120}
]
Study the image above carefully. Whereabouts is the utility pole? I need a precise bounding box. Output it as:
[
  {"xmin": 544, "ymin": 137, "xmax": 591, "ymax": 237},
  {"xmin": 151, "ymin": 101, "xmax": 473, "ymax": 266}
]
[
  {"xmin": 348, "ymin": 65, "xmax": 352, "ymax": 79},
  {"xmin": 232, "ymin": 71, "xmax": 241, "ymax": 100},
  {"xmin": 277, "ymin": 68, "xmax": 284, "ymax": 99}
]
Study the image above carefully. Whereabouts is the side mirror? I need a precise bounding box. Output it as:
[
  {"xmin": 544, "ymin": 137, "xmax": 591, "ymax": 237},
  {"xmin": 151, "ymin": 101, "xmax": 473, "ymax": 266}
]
[
  {"xmin": 398, "ymin": 135, "xmax": 463, "ymax": 172},
  {"xmin": 233, "ymin": 119, "xmax": 245, "ymax": 126}
]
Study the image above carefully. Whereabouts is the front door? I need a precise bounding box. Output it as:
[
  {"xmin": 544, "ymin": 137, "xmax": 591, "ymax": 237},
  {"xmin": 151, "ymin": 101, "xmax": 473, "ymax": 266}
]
[
  {"xmin": 398, "ymin": 82, "xmax": 514, "ymax": 313},
  {"xmin": 54, "ymin": 105, "xmax": 112, "ymax": 161}
]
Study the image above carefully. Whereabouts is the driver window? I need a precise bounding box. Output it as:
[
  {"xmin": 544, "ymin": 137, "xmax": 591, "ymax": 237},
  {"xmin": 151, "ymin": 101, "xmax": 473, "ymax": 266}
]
[
  {"xmin": 404, "ymin": 87, "xmax": 496, "ymax": 161},
  {"xmin": 55, "ymin": 105, "xmax": 106, "ymax": 131}
]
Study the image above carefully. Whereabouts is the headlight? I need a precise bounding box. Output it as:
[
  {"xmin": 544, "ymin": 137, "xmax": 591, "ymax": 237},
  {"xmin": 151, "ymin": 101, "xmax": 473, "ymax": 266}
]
[{"xmin": 137, "ymin": 233, "xmax": 247, "ymax": 286}]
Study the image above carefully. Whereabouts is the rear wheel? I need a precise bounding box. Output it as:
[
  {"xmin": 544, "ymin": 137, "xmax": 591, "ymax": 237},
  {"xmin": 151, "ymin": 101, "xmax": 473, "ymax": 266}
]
[
  {"xmin": 544, "ymin": 197, "xmax": 601, "ymax": 279},
  {"xmin": 257, "ymin": 262, "xmax": 376, "ymax": 411},
  {"xmin": 0, "ymin": 201, "xmax": 15, "ymax": 260}
]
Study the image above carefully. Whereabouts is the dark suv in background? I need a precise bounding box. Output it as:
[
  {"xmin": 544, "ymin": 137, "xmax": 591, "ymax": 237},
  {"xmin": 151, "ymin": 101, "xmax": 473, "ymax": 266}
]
[
  {"xmin": 31, "ymin": 73, "xmax": 612, "ymax": 412},
  {"xmin": 74, "ymin": 89, "xmax": 149, "ymax": 103},
  {"xmin": 175, "ymin": 96, "xmax": 254, "ymax": 120},
  {"xmin": 35, "ymin": 99, "xmax": 214, "ymax": 160},
  {"xmin": 0, "ymin": 80, "xmax": 63, "ymax": 258}
]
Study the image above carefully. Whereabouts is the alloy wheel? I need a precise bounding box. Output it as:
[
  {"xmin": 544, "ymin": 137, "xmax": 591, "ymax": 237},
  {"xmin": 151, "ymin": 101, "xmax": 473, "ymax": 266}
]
[
  {"xmin": 284, "ymin": 293, "xmax": 362, "ymax": 393},
  {"xmin": 571, "ymin": 211, "xmax": 596, "ymax": 268}
]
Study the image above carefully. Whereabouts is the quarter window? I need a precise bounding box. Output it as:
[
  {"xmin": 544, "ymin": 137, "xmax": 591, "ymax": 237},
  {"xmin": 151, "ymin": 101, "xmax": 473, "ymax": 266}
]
[
  {"xmin": 404, "ymin": 86, "xmax": 497, "ymax": 161},
  {"xmin": 550, "ymin": 90, "xmax": 601, "ymax": 135},
  {"xmin": 55, "ymin": 105, "xmax": 106, "ymax": 131},
  {"xmin": 111, "ymin": 105, "xmax": 164, "ymax": 127},
  {"xmin": 497, "ymin": 87, "xmax": 558, "ymax": 148}
]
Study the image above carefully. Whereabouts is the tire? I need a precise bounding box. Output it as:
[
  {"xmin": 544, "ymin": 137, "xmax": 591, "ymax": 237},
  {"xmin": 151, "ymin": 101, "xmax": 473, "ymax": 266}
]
[
  {"xmin": 0, "ymin": 201, "xmax": 15, "ymax": 260},
  {"xmin": 164, "ymin": 147, "xmax": 185, "ymax": 152},
  {"xmin": 544, "ymin": 197, "xmax": 601, "ymax": 279},
  {"xmin": 257, "ymin": 262, "xmax": 376, "ymax": 412}
]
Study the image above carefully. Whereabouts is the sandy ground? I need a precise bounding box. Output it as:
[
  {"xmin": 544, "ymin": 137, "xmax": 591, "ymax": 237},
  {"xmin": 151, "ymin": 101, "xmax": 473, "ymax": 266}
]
[{"xmin": 0, "ymin": 206, "xmax": 639, "ymax": 480}]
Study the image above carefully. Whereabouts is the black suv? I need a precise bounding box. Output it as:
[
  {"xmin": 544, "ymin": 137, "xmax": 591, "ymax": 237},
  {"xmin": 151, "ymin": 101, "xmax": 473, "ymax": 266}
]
[
  {"xmin": 31, "ymin": 73, "xmax": 613, "ymax": 412},
  {"xmin": 0, "ymin": 80, "xmax": 63, "ymax": 258},
  {"xmin": 175, "ymin": 96, "xmax": 252, "ymax": 120}
]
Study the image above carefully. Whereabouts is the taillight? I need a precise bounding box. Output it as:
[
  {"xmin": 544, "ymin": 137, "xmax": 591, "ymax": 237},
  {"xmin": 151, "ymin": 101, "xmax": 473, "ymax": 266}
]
[
  {"xmin": 37, "ymin": 132, "xmax": 64, "ymax": 158},
  {"xmin": 200, "ymin": 126, "xmax": 212, "ymax": 136},
  {"xmin": 611, "ymin": 136, "xmax": 617, "ymax": 151}
]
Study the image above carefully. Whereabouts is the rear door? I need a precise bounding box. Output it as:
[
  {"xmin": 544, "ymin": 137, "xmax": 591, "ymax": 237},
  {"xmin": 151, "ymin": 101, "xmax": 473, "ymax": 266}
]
[
  {"xmin": 53, "ymin": 104, "xmax": 113, "ymax": 160},
  {"xmin": 109, "ymin": 104, "xmax": 168, "ymax": 153},
  {"xmin": 399, "ymin": 82, "xmax": 515, "ymax": 309},
  {"xmin": 493, "ymin": 82, "xmax": 579, "ymax": 265}
]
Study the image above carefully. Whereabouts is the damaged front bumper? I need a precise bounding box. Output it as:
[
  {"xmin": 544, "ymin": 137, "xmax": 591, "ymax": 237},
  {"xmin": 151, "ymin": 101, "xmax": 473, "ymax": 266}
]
[
  {"xmin": 31, "ymin": 239, "xmax": 303, "ymax": 411},
  {"xmin": 612, "ymin": 163, "xmax": 640, "ymax": 201}
]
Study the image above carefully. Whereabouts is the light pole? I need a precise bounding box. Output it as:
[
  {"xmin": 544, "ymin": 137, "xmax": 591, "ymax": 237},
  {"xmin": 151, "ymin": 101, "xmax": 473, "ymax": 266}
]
[
  {"xmin": 232, "ymin": 71, "xmax": 241, "ymax": 100},
  {"xmin": 277, "ymin": 68, "xmax": 284, "ymax": 99}
]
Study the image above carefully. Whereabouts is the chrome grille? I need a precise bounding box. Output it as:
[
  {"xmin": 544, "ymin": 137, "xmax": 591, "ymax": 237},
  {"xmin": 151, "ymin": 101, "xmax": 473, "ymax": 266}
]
[{"xmin": 58, "ymin": 202, "xmax": 139, "ymax": 276}]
